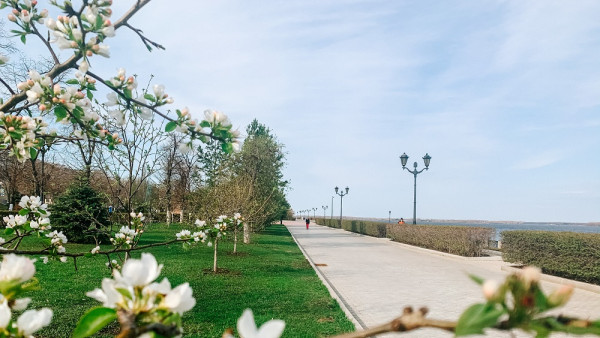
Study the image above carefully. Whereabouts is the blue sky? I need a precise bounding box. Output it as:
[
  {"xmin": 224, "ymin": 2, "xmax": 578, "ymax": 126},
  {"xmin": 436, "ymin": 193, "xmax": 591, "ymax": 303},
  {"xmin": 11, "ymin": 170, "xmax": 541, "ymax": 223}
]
[{"xmin": 22, "ymin": 1, "xmax": 600, "ymax": 222}]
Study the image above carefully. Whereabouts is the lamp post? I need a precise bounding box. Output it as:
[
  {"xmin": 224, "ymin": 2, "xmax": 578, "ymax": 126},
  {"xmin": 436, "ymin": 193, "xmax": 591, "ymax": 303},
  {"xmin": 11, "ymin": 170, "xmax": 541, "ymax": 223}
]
[
  {"xmin": 400, "ymin": 153, "xmax": 431, "ymax": 225},
  {"xmin": 331, "ymin": 196, "xmax": 334, "ymax": 219},
  {"xmin": 312, "ymin": 207, "xmax": 317, "ymax": 219},
  {"xmin": 334, "ymin": 186, "xmax": 349, "ymax": 225},
  {"xmin": 322, "ymin": 205, "xmax": 328, "ymax": 220},
  {"xmin": 388, "ymin": 210, "xmax": 391, "ymax": 223}
]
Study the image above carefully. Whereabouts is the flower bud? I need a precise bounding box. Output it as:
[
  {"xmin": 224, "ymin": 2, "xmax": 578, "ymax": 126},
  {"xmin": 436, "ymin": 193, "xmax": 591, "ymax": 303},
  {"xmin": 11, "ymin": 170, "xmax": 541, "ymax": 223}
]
[
  {"xmin": 39, "ymin": 104, "xmax": 47, "ymax": 111},
  {"xmin": 86, "ymin": 50, "xmax": 93, "ymax": 57},
  {"xmin": 27, "ymin": 79, "xmax": 34, "ymax": 87},
  {"xmin": 32, "ymin": 0, "xmax": 38, "ymax": 6},
  {"xmin": 53, "ymin": 84, "xmax": 61, "ymax": 95},
  {"xmin": 8, "ymin": 127, "xmax": 15, "ymax": 132},
  {"xmin": 482, "ymin": 280, "xmax": 499, "ymax": 301},
  {"xmin": 12, "ymin": 9, "xmax": 19, "ymax": 15},
  {"xmin": 548, "ymin": 285, "xmax": 574, "ymax": 306},
  {"xmin": 520, "ymin": 266, "xmax": 541, "ymax": 287},
  {"xmin": 7, "ymin": 14, "xmax": 16, "ymax": 22},
  {"xmin": 104, "ymin": 19, "xmax": 111, "ymax": 27}
]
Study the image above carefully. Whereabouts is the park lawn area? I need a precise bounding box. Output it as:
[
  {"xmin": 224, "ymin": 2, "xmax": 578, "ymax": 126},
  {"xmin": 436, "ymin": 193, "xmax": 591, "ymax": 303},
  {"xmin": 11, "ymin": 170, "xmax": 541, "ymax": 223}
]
[{"xmin": 18, "ymin": 223, "xmax": 355, "ymax": 337}]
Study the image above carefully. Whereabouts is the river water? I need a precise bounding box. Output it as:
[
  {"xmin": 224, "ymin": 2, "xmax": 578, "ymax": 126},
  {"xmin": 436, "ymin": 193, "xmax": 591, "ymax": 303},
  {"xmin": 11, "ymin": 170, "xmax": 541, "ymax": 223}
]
[{"xmin": 417, "ymin": 220, "xmax": 600, "ymax": 241}]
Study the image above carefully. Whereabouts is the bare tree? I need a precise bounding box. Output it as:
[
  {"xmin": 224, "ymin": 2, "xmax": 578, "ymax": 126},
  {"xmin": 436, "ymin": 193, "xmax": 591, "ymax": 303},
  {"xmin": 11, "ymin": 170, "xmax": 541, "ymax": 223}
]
[{"xmin": 96, "ymin": 113, "xmax": 166, "ymax": 217}]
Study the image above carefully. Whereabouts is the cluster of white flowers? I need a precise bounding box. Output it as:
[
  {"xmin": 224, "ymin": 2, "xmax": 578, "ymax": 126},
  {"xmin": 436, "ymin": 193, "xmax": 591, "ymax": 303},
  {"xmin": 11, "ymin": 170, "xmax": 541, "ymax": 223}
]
[
  {"xmin": 1, "ymin": 196, "xmax": 52, "ymax": 236},
  {"xmin": 87, "ymin": 253, "xmax": 195, "ymax": 319},
  {"xmin": 0, "ymin": 111, "xmax": 47, "ymax": 161},
  {"xmin": 0, "ymin": 254, "xmax": 53, "ymax": 336},
  {"xmin": 46, "ymin": 230, "xmax": 68, "ymax": 255},
  {"xmin": 175, "ymin": 229, "xmax": 207, "ymax": 243},
  {"xmin": 44, "ymin": 0, "xmax": 113, "ymax": 57},
  {"xmin": 231, "ymin": 309, "xmax": 285, "ymax": 338},
  {"xmin": 2, "ymin": 214, "xmax": 27, "ymax": 229},
  {"xmin": 110, "ymin": 226, "xmax": 137, "ymax": 248}
]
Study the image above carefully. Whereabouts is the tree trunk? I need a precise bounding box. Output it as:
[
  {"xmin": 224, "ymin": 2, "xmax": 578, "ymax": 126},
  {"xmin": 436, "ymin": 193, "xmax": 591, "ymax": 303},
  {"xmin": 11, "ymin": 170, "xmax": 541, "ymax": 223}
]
[
  {"xmin": 213, "ymin": 238, "xmax": 218, "ymax": 273},
  {"xmin": 243, "ymin": 222, "xmax": 250, "ymax": 244},
  {"xmin": 179, "ymin": 207, "xmax": 184, "ymax": 223},
  {"xmin": 233, "ymin": 226, "xmax": 238, "ymax": 254},
  {"xmin": 166, "ymin": 210, "xmax": 171, "ymax": 226}
]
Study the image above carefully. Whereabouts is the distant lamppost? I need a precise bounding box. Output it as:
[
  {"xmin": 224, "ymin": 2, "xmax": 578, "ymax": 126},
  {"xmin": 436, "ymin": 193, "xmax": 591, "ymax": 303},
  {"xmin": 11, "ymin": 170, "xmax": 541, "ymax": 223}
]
[
  {"xmin": 312, "ymin": 207, "xmax": 317, "ymax": 219},
  {"xmin": 330, "ymin": 196, "xmax": 334, "ymax": 219},
  {"xmin": 400, "ymin": 153, "xmax": 431, "ymax": 224},
  {"xmin": 322, "ymin": 205, "xmax": 328, "ymax": 220},
  {"xmin": 334, "ymin": 186, "xmax": 349, "ymax": 224},
  {"xmin": 388, "ymin": 210, "xmax": 391, "ymax": 223}
]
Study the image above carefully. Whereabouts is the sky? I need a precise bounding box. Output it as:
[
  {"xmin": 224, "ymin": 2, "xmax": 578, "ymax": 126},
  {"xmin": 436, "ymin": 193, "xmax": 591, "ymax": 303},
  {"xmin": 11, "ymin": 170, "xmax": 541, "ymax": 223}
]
[{"xmin": 13, "ymin": 1, "xmax": 600, "ymax": 223}]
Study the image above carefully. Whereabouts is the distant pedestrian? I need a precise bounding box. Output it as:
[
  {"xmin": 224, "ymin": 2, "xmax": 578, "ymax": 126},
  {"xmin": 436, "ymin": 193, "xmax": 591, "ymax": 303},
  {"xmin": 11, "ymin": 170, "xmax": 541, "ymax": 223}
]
[
  {"xmin": 306, "ymin": 218, "xmax": 310, "ymax": 230},
  {"xmin": 398, "ymin": 218, "xmax": 405, "ymax": 224}
]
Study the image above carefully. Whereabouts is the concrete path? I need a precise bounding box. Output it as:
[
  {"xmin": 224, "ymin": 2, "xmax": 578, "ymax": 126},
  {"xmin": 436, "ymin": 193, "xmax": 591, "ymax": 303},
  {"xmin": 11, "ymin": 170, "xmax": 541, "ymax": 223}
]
[{"xmin": 284, "ymin": 220, "xmax": 600, "ymax": 337}]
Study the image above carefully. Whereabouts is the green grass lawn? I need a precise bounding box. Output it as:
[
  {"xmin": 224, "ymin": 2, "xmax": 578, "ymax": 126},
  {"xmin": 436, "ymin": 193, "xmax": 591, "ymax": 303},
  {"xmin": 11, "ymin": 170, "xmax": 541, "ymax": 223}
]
[{"xmin": 19, "ymin": 223, "xmax": 355, "ymax": 337}]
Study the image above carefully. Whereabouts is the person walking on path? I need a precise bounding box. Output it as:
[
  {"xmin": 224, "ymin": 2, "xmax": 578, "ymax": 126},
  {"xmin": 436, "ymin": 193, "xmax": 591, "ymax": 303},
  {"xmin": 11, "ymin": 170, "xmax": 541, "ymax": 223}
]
[{"xmin": 305, "ymin": 218, "xmax": 310, "ymax": 230}]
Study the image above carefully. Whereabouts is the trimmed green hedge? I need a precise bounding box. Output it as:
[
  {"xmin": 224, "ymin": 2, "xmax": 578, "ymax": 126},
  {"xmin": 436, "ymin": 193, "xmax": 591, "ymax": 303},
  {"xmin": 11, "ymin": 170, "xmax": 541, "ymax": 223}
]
[
  {"xmin": 502, "ymin": 231, "xmax": 600, "ymax": 284},
  {"xmin": 387, "ymin": 224, "xmax": 493, "ymax": 257},
  {"xmin": 315, "ymin": 218, "xmax": 387, "ymax": 237},
  {"xmin": 314, "ymin": 218, "xmax": 492, "ymax": 256}
]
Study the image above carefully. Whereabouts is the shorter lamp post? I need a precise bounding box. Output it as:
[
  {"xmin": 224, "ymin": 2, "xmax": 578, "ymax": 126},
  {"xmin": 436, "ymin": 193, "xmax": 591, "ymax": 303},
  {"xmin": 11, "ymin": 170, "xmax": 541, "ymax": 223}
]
[
  {"xmin": 322, "ymin": 205, "xmax": 328, "ymax": 220},
  {"xmin": 400, "ymin": 153, "xmax": 431, "ymax": 225},
  {"xmin": 388, "ymin": 210, "xmax": 391, "ymax": 223},
  {"xmin": 312, "ymin": 207, "xmax": 317, "ymax": 219},
  {"xmin": 334, "ymin": 186, "xmax": 349, "ymax": 224}
]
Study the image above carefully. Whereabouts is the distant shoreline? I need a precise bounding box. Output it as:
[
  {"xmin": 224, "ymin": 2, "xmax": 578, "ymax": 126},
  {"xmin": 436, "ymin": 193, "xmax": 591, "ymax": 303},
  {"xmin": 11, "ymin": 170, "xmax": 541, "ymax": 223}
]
[{"xmin": 331, "ymin": 216, "xmax": 599, "ymax": 227}]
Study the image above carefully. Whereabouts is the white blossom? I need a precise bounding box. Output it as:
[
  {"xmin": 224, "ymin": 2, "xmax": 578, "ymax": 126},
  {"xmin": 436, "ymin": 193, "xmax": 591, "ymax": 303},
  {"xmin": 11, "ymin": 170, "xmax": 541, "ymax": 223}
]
[
  {"xmin": 0, "ymin": 301, "xmax": 10, "ymax": 329},
  {"xmin": 17, "ymin": 308, "xmax": 53, "ymax": 336},
  {"xmin": 0, "ymin": 53, "xmax": 8, "ymax": 65},
  {"xmin": 91, "ymin": 246, "xmax": 100, "ymax": 254},
  {"xmin": 13, "ymin": 298, "xmax": 32, "ymax": 311},
  {"xmin": 120, "ymin": 253, "xmax": 162, "ymax": 287},
  {"xmin": 0, "ymin": 254, "xmax": 35, "ymax": 283},
  {"xmin": 237, "ymin": 309, "xmax": 285, "ymax": 338},
  {"xmin": 161, "ymin": 283, "xmax": 195, "ymax": 314}
]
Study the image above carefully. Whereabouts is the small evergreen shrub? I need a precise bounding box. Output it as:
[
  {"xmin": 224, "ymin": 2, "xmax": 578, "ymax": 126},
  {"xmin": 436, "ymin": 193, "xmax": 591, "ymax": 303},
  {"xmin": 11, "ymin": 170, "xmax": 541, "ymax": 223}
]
[
  {"xmin": 502, "ymin": 230, "xmax": 600, "ymax": 284},
  {"xmin": 50, "ymin": 180, "xmax": 110, "ymax": 243}
]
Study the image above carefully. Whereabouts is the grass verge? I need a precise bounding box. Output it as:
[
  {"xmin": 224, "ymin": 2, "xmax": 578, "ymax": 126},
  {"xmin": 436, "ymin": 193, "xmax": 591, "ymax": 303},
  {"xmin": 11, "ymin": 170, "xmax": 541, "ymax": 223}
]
[{"xmin": 19, "ymin": 223, "xmax": 355, "ymax": 337}]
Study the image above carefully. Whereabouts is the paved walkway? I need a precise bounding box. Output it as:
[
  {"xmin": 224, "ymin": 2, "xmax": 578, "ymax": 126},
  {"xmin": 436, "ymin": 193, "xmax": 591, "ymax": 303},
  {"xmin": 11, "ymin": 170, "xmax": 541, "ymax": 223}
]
[{"xmin": 284, "ymin": 220, "xmax": 600, "ymax": 337}]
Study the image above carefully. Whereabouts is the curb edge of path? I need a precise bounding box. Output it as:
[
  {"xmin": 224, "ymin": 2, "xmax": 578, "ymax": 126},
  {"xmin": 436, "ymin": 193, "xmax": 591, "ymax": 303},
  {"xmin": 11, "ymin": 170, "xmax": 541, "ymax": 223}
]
[
  {"xmin": 286, "ymin": 224, "xmax": 367, "ymax": 331},
  {"xmin": 501, "ymin": 265, "xmax": 600, "ymax": 294}
]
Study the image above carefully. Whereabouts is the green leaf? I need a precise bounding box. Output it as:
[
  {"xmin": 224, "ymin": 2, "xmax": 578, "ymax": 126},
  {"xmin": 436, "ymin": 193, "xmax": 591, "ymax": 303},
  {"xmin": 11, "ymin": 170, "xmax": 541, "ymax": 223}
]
[
  {"xmin": 84, "ymin": 253, "xmax": 92, "ymax": 258},
  {"xmin": 116, "ymin": 287, "xmax": 132, "ymax": 300},
  {"xmin": 4, "ymin": 228, "xmax": 14, "ymax": 236},
  {"xmin": 66, "ymin": 79, "xmax": 80, "ymax": 85},
  {"xmin": 455, "ymin": 303, "xmax": 505, "ymax": 336},
  {"xmin": 86, "ymin": 89, "xmax": 93, "ymax": 100},
  {"xmin": 534, "ymin": 287, "xmax": 549, "ymax": 312},
  {"xmin": 221, "ymin": 142, "xmax": 233, "ymax": 154},
  {"xmin": 29, "ymin": 147, "xmax": 38, "ymax": 160},
  {"xmin": 165, "ymin": 121, "xmax": 177, "ymax": 133},
  {"xmin": 123, "ymin": 88, "xmax": 132, "ymax": 99},
  {"xmin": 200, "ymin": 120, "xmax": 211, "ymax": 128},
  {"xmin": 20, "ymin": 34, "xmax": 26, "ymax": 44},
  {"xmin": 54, "ymin": 106, "xmax": 68, "ymax": 121},
  {"xmin": 468, "ymin": 274, "xmax": 485, "ymax": 285},
  {"xmin": 18, "ymin": 208, "xmax": 29, "ymax": 216},
  {"xmin": 144, "ymin": 94, "xmax": 156, "ymax": 102},
  {"xmin": 72, "ymin": 307, "xmax": 117, "ymax": 338}
]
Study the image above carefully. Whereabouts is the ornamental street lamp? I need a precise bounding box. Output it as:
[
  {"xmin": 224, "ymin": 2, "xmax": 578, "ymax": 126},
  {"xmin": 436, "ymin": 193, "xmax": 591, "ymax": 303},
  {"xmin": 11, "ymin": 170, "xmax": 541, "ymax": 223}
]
[
  {"xmin": 389, "ymin": 210, "xmax": 391, "ymax": 223},
  {"xmin": 312, "ymin": 207, "xmax": 317, "ymax": 219},
  {"xmin": 322, "ymin": 205, "xmax": 328, "ymax": 220},
  {"xmin": 334, "ymin": 186, "xmax": 349, "ymax": 224},
  {"xmin": 400, "ymin": 153, "xmax": 431, "ymax": 225}
]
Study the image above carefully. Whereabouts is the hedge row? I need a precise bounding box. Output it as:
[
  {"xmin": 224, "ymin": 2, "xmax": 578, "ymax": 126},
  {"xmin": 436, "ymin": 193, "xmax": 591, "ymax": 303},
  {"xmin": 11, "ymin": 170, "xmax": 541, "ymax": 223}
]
[
  {"xmin": 502, "ymin": 231, "xmax": 600, "ymax": 284},
  {"xmin": 387, "ymin": 224, "xmax": 493, "ymax": 257},
  {"xmin": 314, "ymin": 218, "xmax": 492, "ymax": 257},
  {"xmin": 315, "ymin": 218, "xmax": 387, "ymax": 238}
]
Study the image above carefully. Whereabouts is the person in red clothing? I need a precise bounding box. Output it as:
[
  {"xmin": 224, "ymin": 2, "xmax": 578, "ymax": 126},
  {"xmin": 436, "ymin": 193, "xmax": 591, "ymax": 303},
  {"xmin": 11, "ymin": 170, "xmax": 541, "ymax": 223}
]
[{"xmin": 305, "ymin": 218, "xmax": 310, "ymax": 230}]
